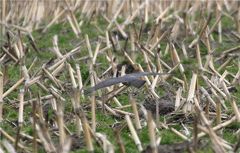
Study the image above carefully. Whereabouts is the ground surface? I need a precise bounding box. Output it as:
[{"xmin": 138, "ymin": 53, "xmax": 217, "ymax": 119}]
[{"xmin": 1, "ymin": 1, "xmax": 240, "ymax": 153}]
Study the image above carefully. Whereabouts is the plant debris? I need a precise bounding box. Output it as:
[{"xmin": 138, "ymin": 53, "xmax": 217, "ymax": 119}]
[{"xmin": 0, "ymin": 1, "xmax": 240, "ymax": 153}]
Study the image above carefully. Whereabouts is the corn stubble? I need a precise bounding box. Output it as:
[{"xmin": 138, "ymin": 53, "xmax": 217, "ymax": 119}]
[{"xmin": 0, "ymin": 1, "xmax": 240, "ymax": 153}]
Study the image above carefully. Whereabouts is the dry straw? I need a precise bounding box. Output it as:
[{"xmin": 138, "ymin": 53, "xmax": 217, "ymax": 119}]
[{"xmin": 1, "ymin": 1, "xmax": 240, "ymax": 153}]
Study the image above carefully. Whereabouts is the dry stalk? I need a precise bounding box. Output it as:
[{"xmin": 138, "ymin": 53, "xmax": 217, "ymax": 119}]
[
  {"xmin": 15, "ymin": 89, "xmax": 24, "ymax": 150},
  {"xmin": 2, "ymin": 0, "xmax": 6, "ymax": 35},
  {"xmin": 209, "ymin": 65, "xmax": 231, "ymax": 85},
  {"xmin": 42, "ymin": 68, "xmax": 64, "ymax": 91},
  {"xmin": 232, "ymin": 63, "xmax": 240, "ymax": 84},
  {"xmin": 141, "ymin": 50, "xmax": 154, "ymax": 81},
  {"xmin": 2, "ymin": 59, "xmax": 11, "ymax": 80},
  {"xmin": 181, "ymin": 42, "xmax": 188, "ymax": 59},
  {"xmin": 116, "ymin": 20, "xmax": 129, "ymax": 39},
  {"xmin": 129, "ymin": 95, "xmax": 141, "ymax": 130},
  {"xmin": 0, "ymin": 128, "xmax": 26, "ymax": 151},
  {"xmin": 230, "ymin": 98, "xmax": 240, "ymax": 122},
  {"xmin": 144, "ymin": 0, "xmax": 149, "ymax": 23},
  {"xmin": 48, "ymin": 58, "xmax": 66, "ymax": 73},
  {"xmin": 32, "ymin": 98, "xmax": 38, "ymax": 153},
  {"xmin": 76, "ymin": 107, "xmax": 94, "ymax": 152},
  {"xmin": 85, "ymin": 34, "xmax": 93, "ymax": 58},
  {"xmin": 189, "ymin": 13, "xmax": 212, "ymax": 48},
  {"xmin": 217, "ymin": 57, "xmax": 234, "ymax": 72},
  {"xmin": 198, "ymin": 116, "xmax": 236, "ymax": 138},
  {"xmin": 183, "ymin": 73, "xmax": 197, "ymax": 112},
  {"xmin": 216, "ymin": 1, "xmax": 223, "ymax": 43},
  {"xmin": 147, "ymin": 111, "xmax": 157, "ymax": 153},
  {"xmin": 202, "ymin": 75, "xmax": 227, "ymax": 100},
  {"xmin": 155, "ymin": 51, "xmax": 163, "ymax": 73},
  {"xmin": 123, "ymin": 51, "xmax": 137, "ymax": 69},
  {"xmin": 208, "ymin": 12, "xmax": 222, "ymax": 36},
  {"xmin": 93, "ymin": 41, "xmax": 101, "ymax": 65},
  {"xmin": 158, "ymin": 121, "xmax": 188, "ymax": 141},
  {"xmin": 48, "ymin": 45, "xmax": 81, "ymax": 71},
  {"xmin": 105, "ymin": 31, "xmax": 116, "ymax": 74},
  {"xmin": 49, "ymin": 87, "xmax": 65, "ymax": 102},
  {"xmin": 121, "ymin": 2, "xmax": 146, "ymax": 30},
  {"xmin": 2, "ymin": 139, "xmax": 17, "ymax": 153},
  {"xmin": 27, "ymin": 57, "xmax": 38, "ymax": 72},
  {"xmin": 76, "ymin": 64, "xmax": 84, "ymax": 92},
  {"xmin": 223, "ymin": 45, "xmax": 240, "ymax": 55},
  {"xmin": 60, "ymin": 136, "xmax": 72, "ymax": 153},
  {"xmin": 0, "ymin": 71, "xmax": 3, "ymax": 122},
  {"xmin": 52, "ymin": 35, "xmax": 63, "ymax": 58},
  {"xmin": 149, "ymin": 30, "xmax": 168, "ymax": 52},
  {"xmin": 170, "ymin": 128, "xmax": 188, "ymax": 140},
  {"xmin": 106, "ymin": 0, "xmax": 125, "ymax": 30},
  {"xmin": 96, "ymin": 100, "xmax": 119, "ymax": 117},
  {"xmin": 52, "ymin": 62, "xmax": 65, "ymax": 77},
  {"xmin": 2, "ymin": 47, "xmax": 18, "ymax": 62},
  {"xmin": 0, "ymin": 21, "xmax": 30, "ymax": 33},
  {"xmin": 67, "ymin": 64, "xmax": 77, "ymax": 88},
  {"xmin": 35, "ymin": 123, "xmax": 56, "ymax": 153},
  {"xmin": 151, "ymin": 75, "xmax": 159, "ymax": 91},
  {"xmin": 193, "ymin": 114, "xmax": 198, "ymax": 151},
  {"xmin": 216, "ymin": 98, "xmax": 222, "ymax": 125},
  {"xmin": 150, "ymin": 53, "xmax": 163, "ymax": 89},
  {"xmin": 56, "ymin": 99, "xmax": 66, "ymax": 146},
  {"xmin": 86, "ymin": 34, "xmax": 97, "ymax": 132},
  {"xmin": 155, "ymin": 6, "xmax": 170, "ymax": 23},
  {"xmin": 125, "ymin": 115, "xmax": 143, "ymax": 151},
  {"xmin": 170, "ymin": 20, "xmax": 180, "ymax": 41},
  {"xmin": 197, "ymin": 125, "xmax": 232, "ymax": 150},
  {"xmin": 170, "ymin": 43, "xmax": 188, "ymax": 87},
  {"xmin": 19, "ymin": 94, "xmax": 53, "ymax": 106},
  {"xmin": 95, "ymin": 132, "xmax": 114, "ymax": 153},
  {"xmin": 236, "ymin": 2, "xmax": 240, "ymax": 33},
  {"xmin": 13, "ymin": 43, "xmax": 20, "ymax": 60},
  {"xmin": 113, "ymin": 108, "xmax": 134, "ymax": 116},
  {"xmin": 26, "ymin": 76, "xmax": 41, "ymax": 87},
  {"xmin": 21, "ymin": 65, "xmax": 30, "ymax": 84},
  {"xmin": 114, "ymin": 128, "xmax": 126, "ymax": 153},
  {"xmin": 130, "ymin": 26, "xmax": 136, "ymax": 61},
  {"xmin": 196, "ymin": 43, "xmax": 203, "ymax": 69},
  {"xmin": 138, "ymin": 64, "xmax": 151, "ymax": 86},
  {"xmin": 221, "ymin": 81, "xmax": 230, "ymax": 99},
  {"xmin": 194, "ymin": 97, "xmax": 226, "ymax": 153},
  {"xmin": 231, "ymin": 30, "xmax": 240, "ymax": 40},
  {"xmin": 106, "ymin": 0, "xmax": 114, "ymax": 18},
  {"xmin": 211, "ymin": 85, "xmax": 228, "ymax": 111},
  {"xmin": 3, "ymin": 77, "xmax": 24, "ymax": 98},
  {"xmin": 116, "ymin": 104, "xmax": 131, "ymax": 109},
  {"xmin": 18, "ymin": 89, "xmax": 24, "ymax": 125},
  {"xmin": 105, "ymin": 88, "xmax": 123, "ymax": 107},
  {"xmin": 26, "ymin": 34, "xmax": 40, "ymax": 54},
  {"xmin": 67, "ymin": 15, "xmax": 80, "ymax": 38},
  {"xmin": 137, "ymin": 43, "xmax": 155, "ymax": 58},
  {"xmin": 64, "ymin": 0, "xmax": 81, "ymax": 35},
  {"xmin": 175, "ymin": 87, "xmax": 182, "ymax": 111},
  {"xmin": 70, "ymin": 89, "xmax": 83, "ymax": 136},
  {"xmin": 90, "ymin": 94, "xmax": 96, "ymax": 132},
  {"xmin": 103, "ymin": 86, "xmax": 127, "ymax": 105},
  {"xmin": 200, "ymin": 86, "xmax": 216, "ymax": 108}
]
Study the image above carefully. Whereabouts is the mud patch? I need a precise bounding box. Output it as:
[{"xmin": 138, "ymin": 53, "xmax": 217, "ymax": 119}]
[
  {"xmin": 142, "ymin": 140, "xmax": 204, "ymax": 153},
  {"xmin": 143, "ymin": 94, "xmax": 175, "ymax": 116},
  {"xmin": 70, "ymin": 134, "xmax": 85, "ymax": 150}
]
